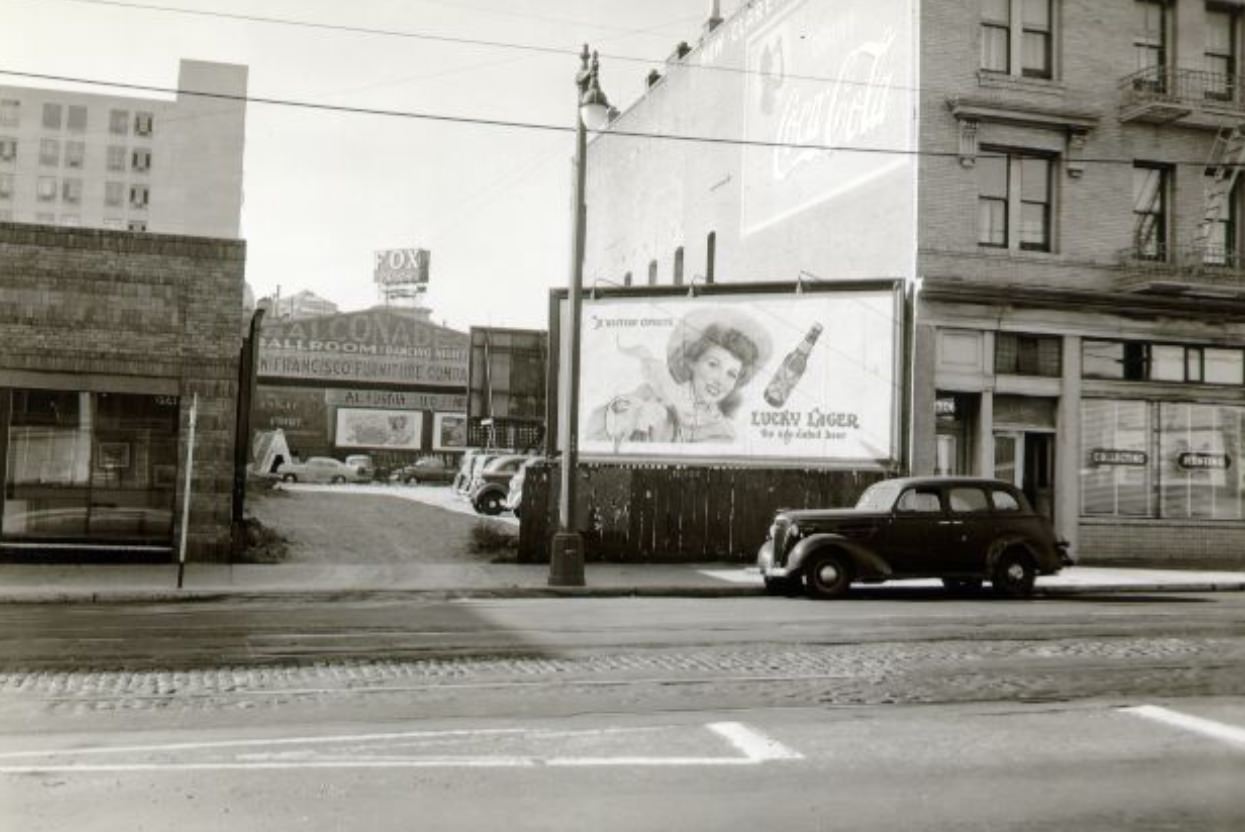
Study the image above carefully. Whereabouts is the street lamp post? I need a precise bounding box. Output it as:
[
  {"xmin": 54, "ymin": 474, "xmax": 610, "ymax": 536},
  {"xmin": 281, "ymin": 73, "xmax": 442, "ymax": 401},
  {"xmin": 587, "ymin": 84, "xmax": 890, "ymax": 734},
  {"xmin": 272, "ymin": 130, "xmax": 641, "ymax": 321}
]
[{"xmin": 549, "ymin": 45, "xmax": 610, "ymax": 587}]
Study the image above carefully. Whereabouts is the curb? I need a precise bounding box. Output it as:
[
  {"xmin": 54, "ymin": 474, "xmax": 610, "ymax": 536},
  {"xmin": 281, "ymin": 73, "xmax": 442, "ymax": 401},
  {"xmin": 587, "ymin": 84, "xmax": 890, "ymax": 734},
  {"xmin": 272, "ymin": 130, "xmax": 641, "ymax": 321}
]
[{"xmin": 0, "ymin": 581, "xmax": 1242, "ymax": 604}]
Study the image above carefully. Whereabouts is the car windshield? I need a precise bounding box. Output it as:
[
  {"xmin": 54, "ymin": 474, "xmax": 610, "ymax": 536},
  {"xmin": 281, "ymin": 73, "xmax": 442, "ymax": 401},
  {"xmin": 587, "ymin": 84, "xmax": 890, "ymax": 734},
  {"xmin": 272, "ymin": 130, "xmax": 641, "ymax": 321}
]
[{"xmin": 855, "ymin": 480, "xmax": 902, "ymax": 511}]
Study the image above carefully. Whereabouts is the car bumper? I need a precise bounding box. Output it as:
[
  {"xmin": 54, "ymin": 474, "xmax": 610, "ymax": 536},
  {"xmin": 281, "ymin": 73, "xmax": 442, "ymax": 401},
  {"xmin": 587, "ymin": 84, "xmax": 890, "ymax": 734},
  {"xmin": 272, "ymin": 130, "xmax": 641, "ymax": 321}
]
[{"xmin": 756, "ymin": 541, "xmax": 789, "ymax": 578}]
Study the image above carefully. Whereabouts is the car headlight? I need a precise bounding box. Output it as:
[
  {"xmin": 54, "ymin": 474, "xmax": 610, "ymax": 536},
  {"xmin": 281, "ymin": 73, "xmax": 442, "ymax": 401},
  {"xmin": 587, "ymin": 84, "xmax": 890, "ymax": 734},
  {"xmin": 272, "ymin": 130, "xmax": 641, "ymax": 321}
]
[{"xmin": 787, "ymin": 521, "xmax": 801, "ymax": 542}]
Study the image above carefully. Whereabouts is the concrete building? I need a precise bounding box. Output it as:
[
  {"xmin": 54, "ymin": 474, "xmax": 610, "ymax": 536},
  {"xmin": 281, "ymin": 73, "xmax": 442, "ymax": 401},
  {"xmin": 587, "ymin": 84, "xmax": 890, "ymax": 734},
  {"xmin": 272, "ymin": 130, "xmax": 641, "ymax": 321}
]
[
  {"xmin": 581, "ymin": 0, "xmax": 1245, "ymax": 568},
  {"xmin": 0, "ymin": 59, "xmax": 246, "ymax": 238},
  {"xmin": 0, "ymin": 223, "xmax": 246, "ymax": 561}
]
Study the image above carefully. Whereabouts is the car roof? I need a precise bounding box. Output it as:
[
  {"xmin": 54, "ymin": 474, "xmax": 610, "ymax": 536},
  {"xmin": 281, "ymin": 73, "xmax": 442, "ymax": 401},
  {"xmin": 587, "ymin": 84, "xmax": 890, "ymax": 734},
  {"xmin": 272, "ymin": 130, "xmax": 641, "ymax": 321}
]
[{"xmin": 874, "ymin": 476, "xmax": 1019, "ymax": 489}]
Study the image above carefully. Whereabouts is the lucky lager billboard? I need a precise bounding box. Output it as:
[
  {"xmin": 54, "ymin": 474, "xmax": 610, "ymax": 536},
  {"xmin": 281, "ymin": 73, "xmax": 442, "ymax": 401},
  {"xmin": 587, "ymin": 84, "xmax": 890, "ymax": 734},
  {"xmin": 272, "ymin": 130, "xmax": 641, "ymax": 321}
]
[{"xmin": 575, "ymin": 285, "xmax": 901, "ymax": 465}]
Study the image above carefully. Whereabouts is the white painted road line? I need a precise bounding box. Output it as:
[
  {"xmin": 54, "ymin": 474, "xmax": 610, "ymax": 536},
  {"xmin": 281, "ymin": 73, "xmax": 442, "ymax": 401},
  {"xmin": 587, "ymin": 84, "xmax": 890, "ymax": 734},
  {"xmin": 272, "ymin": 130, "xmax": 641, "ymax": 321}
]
[
  {"xmin": 0, "ymin": 722, "xmax": 804, "ymax": 774},
  {"xmin": 1121, "ymin": 705, "xmax": 1245, "ymax": 749}
]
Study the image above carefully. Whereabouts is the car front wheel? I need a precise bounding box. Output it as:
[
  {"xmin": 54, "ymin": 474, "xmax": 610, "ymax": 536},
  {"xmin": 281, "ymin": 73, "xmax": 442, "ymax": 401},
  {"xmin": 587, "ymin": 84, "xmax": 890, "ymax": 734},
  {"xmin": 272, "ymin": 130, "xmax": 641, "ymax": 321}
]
[
  {"xmin": 281, "ymin": 473, "xmax": 297, "ymax": 483},
  {"xmin": 804, "ymin": 551, "xmax": 853, "ymax": 600},
  {"xmin": 992, "ymin": 549, "xmax": 1036, "ymax": 599},
  {"xmin": 475, "ymin": 492, "xmax": 504, "ymax": 515}
]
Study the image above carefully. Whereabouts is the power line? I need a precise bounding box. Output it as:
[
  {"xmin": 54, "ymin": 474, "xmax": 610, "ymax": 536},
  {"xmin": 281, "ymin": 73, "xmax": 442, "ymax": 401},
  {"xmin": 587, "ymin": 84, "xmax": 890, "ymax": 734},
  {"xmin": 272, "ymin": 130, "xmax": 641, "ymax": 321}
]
[
  {"xmin": 43, "ymin": 0, "xmax": 927, "ymax": 95},
  {"xmin": 0, "ymin": 68, "xmax": 1228, "ymax": 167}
]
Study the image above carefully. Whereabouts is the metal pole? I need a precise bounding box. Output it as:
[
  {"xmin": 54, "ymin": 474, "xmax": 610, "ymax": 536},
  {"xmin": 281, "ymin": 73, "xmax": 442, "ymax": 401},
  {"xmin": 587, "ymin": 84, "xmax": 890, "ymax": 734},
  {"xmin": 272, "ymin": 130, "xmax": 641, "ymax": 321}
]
[
  {"xmin": 176, "ymin": 393, "xmax": 198, "ymax": 590},
  {"xmin": 549, "ymin": 45, "xmax": 592, "ymax": 586}
]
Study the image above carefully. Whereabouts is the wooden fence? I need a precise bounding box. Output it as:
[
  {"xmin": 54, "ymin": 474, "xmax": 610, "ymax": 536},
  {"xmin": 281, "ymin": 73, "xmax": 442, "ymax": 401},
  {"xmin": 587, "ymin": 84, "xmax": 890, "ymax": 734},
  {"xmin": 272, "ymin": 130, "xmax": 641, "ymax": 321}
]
[{"xmin": 518, "ymin": 462, "xmax": 887, "ymax": 563}]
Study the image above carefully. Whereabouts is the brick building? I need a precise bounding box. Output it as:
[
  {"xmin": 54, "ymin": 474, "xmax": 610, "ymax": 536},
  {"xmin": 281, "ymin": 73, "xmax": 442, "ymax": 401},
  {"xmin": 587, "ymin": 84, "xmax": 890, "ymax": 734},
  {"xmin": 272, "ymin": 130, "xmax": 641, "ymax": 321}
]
[
  {"xmin": 0, "ymin": 223, "xmax": 245, "ymax": 561},
  {"xmin": 581, "ymin": 0, "xmax": 1245, "ymax": 567}
]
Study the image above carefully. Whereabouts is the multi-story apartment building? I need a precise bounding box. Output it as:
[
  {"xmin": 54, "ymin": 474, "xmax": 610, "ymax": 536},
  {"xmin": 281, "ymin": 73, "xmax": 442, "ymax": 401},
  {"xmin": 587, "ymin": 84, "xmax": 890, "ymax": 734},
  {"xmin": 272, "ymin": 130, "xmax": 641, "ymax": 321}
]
[
  {"xmin": 0, "ymin": 59, "xmax": 245, "ymax": 238},
  {"xmin": 581, "ymin": 0, "xmax": 1245, "ymax": 567}
]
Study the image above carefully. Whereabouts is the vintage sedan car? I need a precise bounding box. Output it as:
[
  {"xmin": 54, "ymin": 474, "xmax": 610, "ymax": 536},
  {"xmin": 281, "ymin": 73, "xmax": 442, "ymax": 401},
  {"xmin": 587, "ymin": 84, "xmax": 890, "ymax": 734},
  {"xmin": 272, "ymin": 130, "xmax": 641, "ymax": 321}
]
[
  {"xmin": 468, "ymin": 454, "xmax": 533, "ymax": 515},
  {"xmin": 276, "ymin": 456, "xmax": 364, "ymax": 484},
  {"xmin": 757, "ymin": 476, "xmax": 1072, "ymax": 600},
  {"xmin": 391, "ymin": 456, "xmax": 457, "ymax": 485}
]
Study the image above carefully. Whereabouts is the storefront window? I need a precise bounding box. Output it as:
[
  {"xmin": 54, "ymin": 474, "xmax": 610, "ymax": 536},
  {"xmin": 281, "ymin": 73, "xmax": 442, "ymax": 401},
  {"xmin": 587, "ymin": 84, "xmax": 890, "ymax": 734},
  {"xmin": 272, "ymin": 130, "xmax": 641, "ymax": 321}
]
[
  {"xmin": 3, "ymin": 389, "xmax": 179, "ymax": 545},
  {"xmin": 1159, "ymin": 403, "xmax": 1243, "ymax": 520},
  {"xmin": 1081, "ymin": 399, "xmax": 1151, "ymax": 516}
]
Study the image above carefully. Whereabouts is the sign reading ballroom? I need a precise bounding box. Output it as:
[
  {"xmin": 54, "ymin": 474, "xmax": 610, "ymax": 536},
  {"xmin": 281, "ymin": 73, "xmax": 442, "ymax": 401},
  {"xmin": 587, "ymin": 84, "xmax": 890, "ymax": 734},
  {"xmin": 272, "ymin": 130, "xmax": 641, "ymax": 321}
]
[
  {"xmin": 258, "ymin": 308, "xmax": 468, "ymax": 387},
  {"xmin": 575, "ymin": 288, "xmax": 901, "ymax": 465}
]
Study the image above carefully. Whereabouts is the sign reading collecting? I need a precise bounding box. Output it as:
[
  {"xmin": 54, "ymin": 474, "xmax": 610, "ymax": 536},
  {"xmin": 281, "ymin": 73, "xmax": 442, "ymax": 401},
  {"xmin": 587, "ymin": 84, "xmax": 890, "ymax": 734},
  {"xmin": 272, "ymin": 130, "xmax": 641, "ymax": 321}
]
[
  {"xmin": 1090, "ymin": 448, "xmax": 1149, "ymax": 467},
  {"xmin": 575, "ymin": 289, "xmax": 899, "ymax": 465}
]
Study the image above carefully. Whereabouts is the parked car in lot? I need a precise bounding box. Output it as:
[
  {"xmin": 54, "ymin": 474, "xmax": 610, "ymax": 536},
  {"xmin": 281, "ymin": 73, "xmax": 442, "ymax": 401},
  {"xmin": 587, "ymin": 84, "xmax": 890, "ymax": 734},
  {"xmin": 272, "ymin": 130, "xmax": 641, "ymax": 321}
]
[
  {"xmin": 391, "ymin": 456, "xmax": 457, "ymax": 485},
  {"xmin": 504, "ymin": 456, "xmax": 549, "ymax": 518},
  {"xmin": 757, "ymin": 476, "xmax": 1072, "ymax": 600},
  {"xmin": 343, "ymin": 454, "xmax": 375, "ymax": 480},
  {"xmin": 469, "ymin": 454, "xmax": 533, "ymax": 515},
  {"xmin": 453, "ymin": 450, "xmax": 505, "ymax": 496},
  {"xmin": 276, "ymin": 456, "xmax": 364, "ymax": 484}
]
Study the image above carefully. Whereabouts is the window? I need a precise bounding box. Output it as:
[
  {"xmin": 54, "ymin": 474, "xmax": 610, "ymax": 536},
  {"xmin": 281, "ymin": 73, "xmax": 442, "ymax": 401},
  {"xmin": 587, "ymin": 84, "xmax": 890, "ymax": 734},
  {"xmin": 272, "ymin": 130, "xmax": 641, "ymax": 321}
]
[
  {"xmin": 36, "ymin": 176, "xmax": 56, "ymax": 202},
  {"xmin": 65, "ymin": 140, "xmax": 85, "ymax": 168},
  {"xmin": 0, "ymin": 137, "xmax": 14, "ymax": 162},
  {"xmin": 134, "ymin": 111, "xmax": 153, "ymax": 136},
  {"xmin": 991, "ymin": 489, "xmax": 1022, "ymax": 511},
  {"xmin": 1159, "ymin": 403, "xmax": 1245, "ymax": 520},
  {"xmin": 41, "ymin": 102, "xmax": 62, "ymax": 130},
  {"xmin": 1135, "ymin": 0, "xmax": 1167, "ymax": 77},
  {"xmin": 1083, "ymin": 339, "xmax": 1244, "ymax": 384},
  {"xmin": 1132, "ymin": 163, "xmax": 1169, "ymax": 260},
  {"xmin": 66, "ymin": 104, "xmax": 87, "ymax": 132},
  {"xmin": 981, "ymin": 0, "xmax": 1052, "ymax": 78},
  {"xmin": 61, "ymin": 178, "xmax": 81, "ymax": 204},
  {"xmin": 109, "ymin": 109, "xmax": 129, "ymax": 135},
  {"xmin": 1083, "ymin": 340, "xmax": 1150, "ymax": 380},
  {"xmin": 127, "ymin": 219, "xmax": 147, "ymax": 232},
  {"xmin": 129, "ymin": 184, "xmax": 149, "ymax": 209},
  {"xmin": 978, "ymin": 150, "xmax": 1053, "ymax": 251},
  {"xmin": 1203, "ymin": 168, "xmax": 1240, "ymax": 265},
  {"xmin": 131, "ymin": 148, "xmax": 151, "ymax": 172},
  {"xmin": 1205, "ymin": 5, "xmax": 1237, "ymax": 99},
  {"xmin": 995, "ymin": 332, "xmax": 1062, "ymax": 376},
  {"xmin": 104, "ymin": 181, "xmax": 123, "ymax": 206},
  {"xmin": 1205, "ymin": 348, "xmax": 1245, "ymax": 384},
  {"xmin": 39, "ymin": 138, "xmax": 59, "ymax": 167},
  {"xmin": 60, "ymin": 214, "xmax": 79, "ymax": 226},
  {"xmin": 647, "ymin": 260, "xmax": 657, "ymax": 285},
  {"xmin": 706, "ymin": 231, "xmax": 716, "ymax": 283},
  {"xmin": 0, "ymin": 173, "xmax": 12, "ymax": 199},
  {"xmin": 1082, "ymin": 399, "xmax": 1153, "ymax": 517},
  {"xmin": 673, "ymin": 246, "xmax": 684, "ymax": 286},
  {"xmin": 0, "ymin": 99, "xmax": 18, "ymax": 126},
  {"xmin": 948, "ymin": 487, "xmax": 990, "ymax": 513},
  {"xmin": 896, "ymin": 488, "xmax": 943, "ymax": 513},
  {"xmin": 107, "ymin": 145, "xmax": 126, "ymax": 172}
]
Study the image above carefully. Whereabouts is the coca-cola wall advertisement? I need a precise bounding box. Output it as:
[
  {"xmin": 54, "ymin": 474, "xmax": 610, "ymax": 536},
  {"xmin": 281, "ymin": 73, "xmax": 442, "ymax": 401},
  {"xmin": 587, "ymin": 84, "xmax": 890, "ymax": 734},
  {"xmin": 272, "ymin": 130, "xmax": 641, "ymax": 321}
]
[
  {"xmin": 576, "ymin": 286, "xmax": 901, "ymax": 466},
  {"xmin": 738, "ymin": 0, "xmax": 916, "ymax": 254}
]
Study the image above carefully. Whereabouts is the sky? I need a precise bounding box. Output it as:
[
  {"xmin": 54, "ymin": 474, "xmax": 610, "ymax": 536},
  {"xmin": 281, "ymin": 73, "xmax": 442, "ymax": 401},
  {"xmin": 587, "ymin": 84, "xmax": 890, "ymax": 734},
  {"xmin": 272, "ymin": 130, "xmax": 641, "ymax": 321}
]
[{"xmin": 0, "ymin": 0, "xmax": 720, "ymax": 330}]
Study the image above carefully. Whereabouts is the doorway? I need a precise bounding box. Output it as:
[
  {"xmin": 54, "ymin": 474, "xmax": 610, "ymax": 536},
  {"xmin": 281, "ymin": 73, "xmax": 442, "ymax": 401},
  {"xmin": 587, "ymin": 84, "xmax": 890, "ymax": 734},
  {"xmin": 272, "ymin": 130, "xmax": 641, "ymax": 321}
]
[{"xmin": 994, "ymin": 430, "xmax": 1055, "ymax": 519}]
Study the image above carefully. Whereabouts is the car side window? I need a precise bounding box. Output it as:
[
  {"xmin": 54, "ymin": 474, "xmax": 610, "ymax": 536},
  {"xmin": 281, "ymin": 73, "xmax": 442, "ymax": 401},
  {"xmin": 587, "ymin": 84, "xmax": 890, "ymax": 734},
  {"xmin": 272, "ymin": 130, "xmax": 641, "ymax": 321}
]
[
  {"xmin": 948, "ymin": 487, "xmax": 990, "ymax": 514},
  {"xmin": 991, "ymin": 489, "xmax": 1021, "ymax": 512},
  {"xmin": 894, "ymin": 488, "xmax": 943, "ymax": 514}
]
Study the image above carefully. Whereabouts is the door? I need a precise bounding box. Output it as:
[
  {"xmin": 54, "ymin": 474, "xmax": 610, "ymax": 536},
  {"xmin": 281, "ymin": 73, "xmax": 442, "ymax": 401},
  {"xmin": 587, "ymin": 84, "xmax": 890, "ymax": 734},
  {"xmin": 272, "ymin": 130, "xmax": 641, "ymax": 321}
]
[
  {"xmin": 944, "ymin": 484, "xmax": 995, "ymax": 572},
  {"xmin": 885, "ymin": 485, "xmax": 948, "ymax": 575},
  {"xmin": 993, "ymin": 431, "xmax": 1055, "ymax": 520}
]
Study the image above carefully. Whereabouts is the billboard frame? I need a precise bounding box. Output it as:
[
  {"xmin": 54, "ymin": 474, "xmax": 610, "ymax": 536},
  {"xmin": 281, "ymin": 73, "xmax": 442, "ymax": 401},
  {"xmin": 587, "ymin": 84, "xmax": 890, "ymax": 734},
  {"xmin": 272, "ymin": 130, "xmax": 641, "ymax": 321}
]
[{"xmin": 547, "ymin": 278, "xmax": 909, "ymax": 471}]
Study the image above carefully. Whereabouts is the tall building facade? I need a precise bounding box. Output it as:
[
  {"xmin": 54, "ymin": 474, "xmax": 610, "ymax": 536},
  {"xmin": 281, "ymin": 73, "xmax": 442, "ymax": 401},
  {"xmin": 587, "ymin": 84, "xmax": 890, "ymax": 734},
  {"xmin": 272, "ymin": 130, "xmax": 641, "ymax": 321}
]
[
  {"xmin": 581, "ymin": 0, "xmax": 1245, "ymax": 567},
  {"xmin": 0, "ymin": 59, "xmax": 246, "ymax": 238}
]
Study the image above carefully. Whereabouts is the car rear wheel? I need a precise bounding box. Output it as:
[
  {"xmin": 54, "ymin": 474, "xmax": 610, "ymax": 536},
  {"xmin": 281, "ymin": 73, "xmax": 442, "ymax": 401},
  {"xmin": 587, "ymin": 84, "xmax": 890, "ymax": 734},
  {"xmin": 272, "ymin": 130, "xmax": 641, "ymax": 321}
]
[
  {"xmin": 804, "ymin": 551, "xmax": 853, "ymax": 600},
  {"xmin": 404, "ymin": 476, "xmax": 419, "ymax": 485},
  {"xmin": 475, "ymin": 492, "xmax": 504, "ymax": 516},
  {"xmin": 282, "ymin": 473, "xmax": 297, "ymax": 483},
  {"xmin": 992, "ymin": 549, "xmax": 1036, "ymax": 599},
  {"xmin": 942, "ymin": 577, "xmax": 984, "ymax": 596}
]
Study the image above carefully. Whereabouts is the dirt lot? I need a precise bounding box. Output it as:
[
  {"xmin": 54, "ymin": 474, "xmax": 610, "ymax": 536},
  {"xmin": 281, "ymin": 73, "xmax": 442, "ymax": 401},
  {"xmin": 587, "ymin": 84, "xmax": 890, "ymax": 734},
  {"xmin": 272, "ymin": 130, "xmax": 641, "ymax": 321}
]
[{"xmin": 245, "ymin": 484, "xmax": 517, "ymax": 564}]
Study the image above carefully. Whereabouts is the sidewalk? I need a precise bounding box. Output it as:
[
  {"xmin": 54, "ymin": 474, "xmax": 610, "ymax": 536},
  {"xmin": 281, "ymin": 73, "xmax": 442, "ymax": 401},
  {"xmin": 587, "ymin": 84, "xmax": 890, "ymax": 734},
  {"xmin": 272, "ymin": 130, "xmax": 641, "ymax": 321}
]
[{"xmin": 0, "ymin": 562, "xmax": 1242, "ymax": 603}]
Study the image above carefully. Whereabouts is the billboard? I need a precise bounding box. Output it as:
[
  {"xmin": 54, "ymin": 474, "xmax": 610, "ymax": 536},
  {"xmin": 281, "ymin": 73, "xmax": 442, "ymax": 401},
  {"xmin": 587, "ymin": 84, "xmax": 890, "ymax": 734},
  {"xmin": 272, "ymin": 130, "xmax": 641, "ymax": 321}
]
[
  {"xmin": 575, "ymin": 287, "xmax": 901, "ymax": 465},
  {"xmin": 374, "ymin": 248, "xmax": 430, "ymax": 287},
  {"xmin": 334, "ymin": 408, "xmax": 423, "ymax": 450},
  {"xmin": 433, "ymin": 412, "xmax": 468, "ymax": 450}
]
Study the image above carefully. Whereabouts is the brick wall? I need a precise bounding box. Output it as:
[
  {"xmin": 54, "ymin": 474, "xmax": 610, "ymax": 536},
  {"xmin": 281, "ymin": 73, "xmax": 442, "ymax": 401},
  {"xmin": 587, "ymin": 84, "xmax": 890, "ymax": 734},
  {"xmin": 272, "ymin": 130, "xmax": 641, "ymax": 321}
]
[
  {"xmin": 0, "ymin": 222, "xmax": 245, "ymax": 561},
  {"xmin": 1080, "ymin": 520, "xmax": 1245, "ymax": 570}
]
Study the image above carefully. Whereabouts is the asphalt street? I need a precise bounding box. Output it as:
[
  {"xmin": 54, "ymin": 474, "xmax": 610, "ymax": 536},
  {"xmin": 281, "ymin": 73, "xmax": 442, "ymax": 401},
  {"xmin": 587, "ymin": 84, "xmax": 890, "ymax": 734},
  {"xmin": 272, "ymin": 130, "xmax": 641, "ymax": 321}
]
[{"xmin": 0, "ymin": 593, "xmax": 1243, "ymax": 829}]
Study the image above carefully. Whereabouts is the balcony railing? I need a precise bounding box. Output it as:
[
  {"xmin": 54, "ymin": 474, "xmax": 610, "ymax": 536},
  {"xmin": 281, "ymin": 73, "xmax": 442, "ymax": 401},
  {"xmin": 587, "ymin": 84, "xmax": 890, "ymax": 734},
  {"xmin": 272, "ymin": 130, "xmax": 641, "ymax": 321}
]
[
  {"xmin": 1117, "ymin": 242, "xmax": 1245, "ymax": 295},
  {"xmin": 1119, "ymin": 66, "xmax": 1245, "ymax": 124}
]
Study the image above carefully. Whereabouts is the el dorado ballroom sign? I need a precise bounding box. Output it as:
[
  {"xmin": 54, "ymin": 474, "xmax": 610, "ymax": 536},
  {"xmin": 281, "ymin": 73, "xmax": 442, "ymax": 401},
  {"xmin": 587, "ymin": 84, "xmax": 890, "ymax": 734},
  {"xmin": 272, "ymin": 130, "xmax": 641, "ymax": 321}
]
[{"xmin": 576, "ymin": 288, "xmax": 901, "ymax": 465}]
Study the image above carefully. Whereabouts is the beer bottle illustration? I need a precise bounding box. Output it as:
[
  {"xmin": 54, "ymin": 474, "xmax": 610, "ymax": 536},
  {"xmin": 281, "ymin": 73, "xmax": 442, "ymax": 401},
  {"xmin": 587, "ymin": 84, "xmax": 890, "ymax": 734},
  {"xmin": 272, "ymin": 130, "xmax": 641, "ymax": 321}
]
[{"xmin": 764, "ymin": 323, "xmax": 823, "ymax": 408}]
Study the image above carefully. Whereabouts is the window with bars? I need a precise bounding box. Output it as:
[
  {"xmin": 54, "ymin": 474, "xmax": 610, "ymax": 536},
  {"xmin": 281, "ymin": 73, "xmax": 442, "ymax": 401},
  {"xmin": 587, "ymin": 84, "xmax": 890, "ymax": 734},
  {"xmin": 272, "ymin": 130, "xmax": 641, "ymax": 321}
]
[
  {"xmin": 994, "ymin": 332, "xmax": 1062, "ymax": 376},
  {"xmin": 1132, "ymin": 163, "xmax": 1169, "ymax": 260}
]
